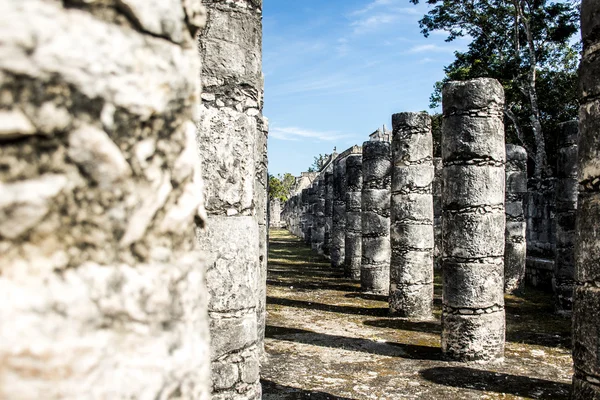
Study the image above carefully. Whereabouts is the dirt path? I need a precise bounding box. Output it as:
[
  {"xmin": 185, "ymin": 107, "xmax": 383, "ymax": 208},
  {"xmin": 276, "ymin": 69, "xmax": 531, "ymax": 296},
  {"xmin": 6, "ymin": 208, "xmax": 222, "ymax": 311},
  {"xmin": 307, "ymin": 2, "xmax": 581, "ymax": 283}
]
[{"xmin": 261, "ymin": 229, "xmax": 573, "ymax": 400}]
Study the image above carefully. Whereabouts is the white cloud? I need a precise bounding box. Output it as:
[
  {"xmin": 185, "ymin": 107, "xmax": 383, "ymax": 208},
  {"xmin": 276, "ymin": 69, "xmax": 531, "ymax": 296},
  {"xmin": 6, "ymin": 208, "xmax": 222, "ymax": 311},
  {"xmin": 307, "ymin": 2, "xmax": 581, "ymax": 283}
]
[
  {"xmin": 350, "ymin": 0, "xmax": 394, "ymax": 16},
  {"xmin": 270, "ymin": 126, "xmax": 352, "ymax": 142},
  {"xmin": 351, "ymin": 14, "xmax": 398, "ymax": 34},
  {"xmin": 408, "ymin": 44, "xmax": 457, "ymax": 53},
  {"xmin": 349, "ymin": 0, "xmax": 423, "ymax": 34}
]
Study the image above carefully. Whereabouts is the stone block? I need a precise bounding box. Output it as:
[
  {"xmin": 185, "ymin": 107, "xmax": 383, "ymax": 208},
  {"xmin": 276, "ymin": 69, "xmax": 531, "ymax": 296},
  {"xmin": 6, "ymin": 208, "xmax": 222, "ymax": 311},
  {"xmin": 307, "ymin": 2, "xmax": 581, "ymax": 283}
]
[
  {"xmin": 442, "ymin": 211, "xmax": 505, "ymax": 259},
  {"xmin": 443, "ymin": 261, "xmax": 504, "ymax": 309}
]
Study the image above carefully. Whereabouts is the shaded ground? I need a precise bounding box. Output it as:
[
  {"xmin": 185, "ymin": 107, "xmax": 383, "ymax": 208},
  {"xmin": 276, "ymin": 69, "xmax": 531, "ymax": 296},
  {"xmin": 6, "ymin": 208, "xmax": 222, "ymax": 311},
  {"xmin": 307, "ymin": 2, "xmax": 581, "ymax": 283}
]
[{"xmin": 262, "ymin": 229, "xmax": 573, "ymax": 400}]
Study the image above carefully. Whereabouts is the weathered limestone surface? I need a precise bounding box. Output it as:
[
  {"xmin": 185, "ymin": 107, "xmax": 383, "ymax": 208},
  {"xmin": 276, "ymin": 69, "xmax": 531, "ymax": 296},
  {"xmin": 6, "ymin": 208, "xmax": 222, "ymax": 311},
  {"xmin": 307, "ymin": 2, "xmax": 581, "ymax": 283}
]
[
  {"xmin": 554, "ymin": 121, "xmax": 578, "ymax": 314},
  {"xmin": 198, "ymin": 0, "xmax": 264, "ymax": 397},
  {"xmin": 505, "ymin": 144, "xmax": 527, "ymax": 293},
  {"xmin": 331, "ymin": 158, "xmax": 348, "ymax": 268},
  {"xmin": 345, "ymin": 154, "xmax": 363, "ymax": 280},
  {"xmin": 361, "ymin": 141, "xmax": 392, "ymax": 294},
  {"xmin": 573, "ymin": 2, "xmax": 600, "ymax": 396},
  {"xmin": 0, "ymin": 1, "xmax": 210, "ymax": 398},
  {"xmin": 389, "ymin": 112, "xmax": 434, "ymax": 319},
  {"xmin": 441, "ymin": 78, "xmax": 506, "ymax": 363}
]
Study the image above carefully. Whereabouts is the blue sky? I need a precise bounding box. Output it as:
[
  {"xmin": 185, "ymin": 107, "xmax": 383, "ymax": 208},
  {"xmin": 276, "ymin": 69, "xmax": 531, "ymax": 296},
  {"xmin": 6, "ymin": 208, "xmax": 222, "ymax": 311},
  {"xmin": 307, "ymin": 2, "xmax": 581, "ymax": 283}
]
[{"xmin": 264, "ymin": 0, "xmax": 470, "ymax": 177}]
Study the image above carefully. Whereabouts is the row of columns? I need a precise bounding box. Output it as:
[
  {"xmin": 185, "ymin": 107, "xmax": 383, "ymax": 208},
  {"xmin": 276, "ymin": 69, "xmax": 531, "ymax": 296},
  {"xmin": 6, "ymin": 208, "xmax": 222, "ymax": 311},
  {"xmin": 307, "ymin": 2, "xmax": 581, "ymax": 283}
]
[{"xmin": 282, "ymin": 78, "xmax": 529, "ymax": 362}]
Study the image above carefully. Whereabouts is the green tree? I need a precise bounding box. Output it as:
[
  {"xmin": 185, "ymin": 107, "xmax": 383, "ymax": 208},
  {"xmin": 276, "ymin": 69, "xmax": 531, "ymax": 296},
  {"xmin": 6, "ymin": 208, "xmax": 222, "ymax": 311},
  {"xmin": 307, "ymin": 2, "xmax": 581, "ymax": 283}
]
[
  {"xmin": 307, "ymin": 154, "xmax": 330, "ymax": 172},
  {"xmin": 412, "ymin": 0, "xmax": 580, "ymax": 178},
  {"xmin": 268, "ymin": 173, "xmax": 296, "ymax": 202}
]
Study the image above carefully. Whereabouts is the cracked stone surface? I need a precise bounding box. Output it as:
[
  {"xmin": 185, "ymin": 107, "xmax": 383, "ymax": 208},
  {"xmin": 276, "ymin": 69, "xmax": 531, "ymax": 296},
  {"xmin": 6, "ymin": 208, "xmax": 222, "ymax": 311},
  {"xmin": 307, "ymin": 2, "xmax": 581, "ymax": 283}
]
[{"xmin": 263, "ymin": 230, "xmax": 572, "ymax": 400}]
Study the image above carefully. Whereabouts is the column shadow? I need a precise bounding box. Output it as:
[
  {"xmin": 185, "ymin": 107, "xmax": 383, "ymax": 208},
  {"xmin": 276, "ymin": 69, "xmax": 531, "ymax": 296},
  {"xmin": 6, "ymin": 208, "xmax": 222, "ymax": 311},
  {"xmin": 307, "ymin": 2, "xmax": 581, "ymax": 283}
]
[
  {"xmin": 267, "ymin": 296, "xmax": 388, "ymax": 316},
  {"xmin": 266, "ymin": 280, "xmax": 362, "ymax": 293},
  {"xmin": 262, "ymin": 379, "xmax": 356, "ymax": 399},
  {"xmin": 344, "ymin": 292, "xmax": 388, "ymax": 302},
  {"xmin": 420, "ymin": 366, "xmax": 571, "ymax": 399},
  {"xmin": 266, "ymin": 325, "xmax": 441, "ymax": 361}
]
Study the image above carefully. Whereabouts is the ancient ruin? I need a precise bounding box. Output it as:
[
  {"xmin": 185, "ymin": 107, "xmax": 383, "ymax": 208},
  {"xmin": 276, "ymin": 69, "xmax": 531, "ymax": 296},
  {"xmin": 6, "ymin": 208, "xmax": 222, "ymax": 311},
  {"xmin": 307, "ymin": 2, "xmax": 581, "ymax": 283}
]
[
  {"xmin": 389, "ymin": 112, "xmax": 434, "ymax": 319},
  {"xmin": 573, "ymin": 1, "xmax": 600, "ymax": 396},
  {"xmin": 1, "ymin": 0, "xmax": 597, "ymax": 398},
  {"xmin": 440, "ymin": 78, "xmax": 506, "ymax": 362}
]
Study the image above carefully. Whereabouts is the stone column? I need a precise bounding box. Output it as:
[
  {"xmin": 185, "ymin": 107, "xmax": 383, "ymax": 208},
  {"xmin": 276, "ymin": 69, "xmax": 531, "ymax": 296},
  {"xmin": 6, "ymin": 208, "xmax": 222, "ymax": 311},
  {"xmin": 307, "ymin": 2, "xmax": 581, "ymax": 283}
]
[
  {"xmin": 441, "ymin": 78, "xmax": 506, "ymax": 363},
  {"xmin": 256, "ymin": 116, "xmax": 269, "ymax": 355},
  {"xmin": 361, "ymin": 141, "xmax": 392, "ymax": 294},
  {"xmin": 504, "ymin": 144, "xmax": 528, "ymax": 293},
  {"xmin": 305, "ymin": 187, "xmax": 316, "ymax": 245},
  {"xmin": 198, "ymin": 1, "xmax": 263, "ymax": 397},
  {"xmin": 554, "ymin": 121, "xmax": 578, "ymax": 314},
  {"xmin": 331, "ymin": 158, "xmax": 348, "ymax": 268},
  {"xmin": 301, "ymin": 188, "xmax": 310, "ymax": 241},
  {"xmin": 312, "ymin": 178, "xmax": 326, "ymax": 253},
  {"xmin": 573, "ymin": 2, "xmax": 600, "ymax": 396},
  {"xmin": 345, "ymin": 154, "xmax": 363, "ymax": 280},
  {"xmin": 323, "ymin": 171, "xmax": 334, "ymax": 257},
  {"xmin": 0, "ymin": 1, "xmax": 210, "ymax": 398},
  {"xmin": 433, "ymin": 157, "xmax": 444, "ymax": 270},
  {"xmin": 389, "ymin": 112, "xmax": 434, "ymax": 319}
]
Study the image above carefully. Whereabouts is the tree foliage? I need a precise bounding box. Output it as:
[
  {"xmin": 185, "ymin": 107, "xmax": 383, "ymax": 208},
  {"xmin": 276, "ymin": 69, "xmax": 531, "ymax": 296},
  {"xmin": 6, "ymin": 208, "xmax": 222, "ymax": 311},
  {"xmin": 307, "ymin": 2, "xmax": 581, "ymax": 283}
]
[
  {"xmin": 412, "ymin": 0, "xmax": 580, "ymax": 177},
  {"xmin": 307, "ymin": 154, "xmax": 330, "ymax": 173},
  {"xmin": 268, "ymin": 173, "xmax": 296, "ymax": 202}
]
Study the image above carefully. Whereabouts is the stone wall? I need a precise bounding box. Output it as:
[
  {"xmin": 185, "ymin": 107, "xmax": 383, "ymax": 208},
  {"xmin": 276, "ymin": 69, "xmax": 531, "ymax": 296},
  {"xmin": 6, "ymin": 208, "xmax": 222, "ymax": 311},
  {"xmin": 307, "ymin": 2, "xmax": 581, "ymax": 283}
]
[
  {"xmin": 0, "ymin": 1, "xmax": 210, "ymax": 398},
  {"xmin": 197, "ymin": 0, "xmax": 265, "ymax": 397}
]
